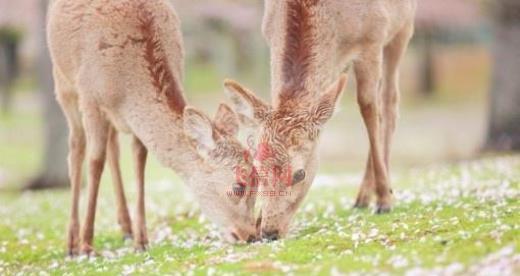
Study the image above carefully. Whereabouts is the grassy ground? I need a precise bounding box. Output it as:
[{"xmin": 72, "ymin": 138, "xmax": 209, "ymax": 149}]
[{"xmin": 0, "ymin": 155, "xmax": 518, "ymax": 275}]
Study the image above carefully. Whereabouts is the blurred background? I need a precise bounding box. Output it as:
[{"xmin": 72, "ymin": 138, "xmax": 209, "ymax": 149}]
[{"xmin": 0, "ymin": 0, "xmax": 518, "ymax": 190}]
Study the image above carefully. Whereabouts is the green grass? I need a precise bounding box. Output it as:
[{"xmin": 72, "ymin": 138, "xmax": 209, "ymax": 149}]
[{"xmin": 0, "ymin": 156, "xmax": 518, "ymax": 275}]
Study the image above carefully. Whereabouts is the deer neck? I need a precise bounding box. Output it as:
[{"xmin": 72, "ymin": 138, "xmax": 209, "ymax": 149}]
[
  {"xmin": 114, "ymin": 4, "xmax": 206, "ymax": 179},
  {"xmin": 269, "ymin": 0, "xmax": 341, "ymax": 108},
  {"xmin": 116, "ymin": 86, "xmax": 208, "ymax": 179}
]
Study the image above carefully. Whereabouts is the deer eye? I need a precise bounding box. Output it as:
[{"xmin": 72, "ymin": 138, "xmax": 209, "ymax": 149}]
[
  {"xmin": 292, "ymin": 169, "xmax": 306, "ymax": 185},
  {"xmin": 232, "ymin": 182, "xmax": 246, "ymax": 195}
]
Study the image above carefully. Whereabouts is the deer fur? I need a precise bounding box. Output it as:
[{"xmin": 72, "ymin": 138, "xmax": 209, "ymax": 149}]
[
  {"xmin": 47, "ymin": 0, "xmax": 258, "ymax": 256},
  {"xmin": 226, "ymin": 0, "xmax": 416, "ymax": 240}
]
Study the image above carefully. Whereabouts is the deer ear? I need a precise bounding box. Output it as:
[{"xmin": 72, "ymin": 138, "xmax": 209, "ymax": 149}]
[
  {"xmin": 312, "ymin": 74, "xmax": 348, "ymax": 126},
  {"xmin": 214, "ymin": 103, "xmax": 239, "ymax": 137},
  {"xmin": 184, "ymin": 107, "xmax": 216, "ymax": 159},
  {"xmin": 224, "ymin": 79, "xmax": 270, "ymax": 128}
]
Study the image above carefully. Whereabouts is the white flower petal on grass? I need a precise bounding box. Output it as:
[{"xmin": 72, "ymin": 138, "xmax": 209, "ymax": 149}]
[
  {"xmin": 368, "ymin": 228, "xmax": 379, "ymax": 238},
  {"xmin": 387, "ymin": 255, "xmax": 409, "ymax": 269},
  {"xmin": 351, "ymin": 232, "xmax": 361, "ymax": 242},
  {"xmin": 330, "ymin": 266, "xmax": 345, "ymax": 276},
  {"xmin": 122, "ymin": 264, "xmax": 136, "ymax": 276},
  {"xmin": 48, "ymin": 261, "xmax": 59, "ymax": 270}
]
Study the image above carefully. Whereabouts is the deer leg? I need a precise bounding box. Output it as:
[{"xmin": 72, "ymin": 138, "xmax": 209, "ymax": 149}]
[
  {"xmin": 106, "ymin": 125, "xmax": 133, "ymax": 240},
  {"xmin": 354, "ymin": 152, "xmax": 374, "ymax": 208},
  {"xmin": 355, "ymin": 75, "xmax": 386, "ymax": 209},
  {"xmin": 382, "ymin": 25, "xmax": 414, "ymax": 171},
  {"xmin": 65, "ymin": 113, "xmax": 85, "ymax": 257},
  {"xmin": 54, "ymin": 68, "xmax": 85, "ymax": 257},
  {"xmin": 58, "ymin": 96, "xmax": 85, "ymax": 257},
  {"xmin": 132, "ymin": 136, "xmax": 148, "ymax": 251},
  {"xmin": 354, "ymin": 48, "xmax": 392, "ymax": 214},
  {"xmin": 66, "ymin": 124, "xmax": 85, "ymax": 257},
  {"xmin": 80, "ymin": 105, "xmax": 109, "ymax": 256}
]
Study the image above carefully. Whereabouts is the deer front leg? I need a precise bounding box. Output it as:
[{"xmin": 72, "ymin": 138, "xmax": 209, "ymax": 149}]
[
  {"xmin": 132, "ymin": 136, "xmax": 148, "ymax": 251},
  {"xmin": 354, "ymin": 49, "xmax": 393, "ymax": 214},
  {"xmin": 107, "ymin": 126, "xmax": 133, "ymax": 240},
  {"xmin": 80, "ymin": 106, "xmax": 109, "ymax": 256}
]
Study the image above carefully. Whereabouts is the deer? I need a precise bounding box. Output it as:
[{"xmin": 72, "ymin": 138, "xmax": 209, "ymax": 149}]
[
  {"xmin": 225, "ymin": 0, "xmax": 417, "ymax": 240},
  {"xmin": 47, "ymin": 0, "xmax": 259, "ymax": 256}
]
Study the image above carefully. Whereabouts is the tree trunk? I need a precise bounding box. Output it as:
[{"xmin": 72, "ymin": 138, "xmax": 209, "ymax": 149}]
[
  {"xmin": 0, "ymin": 40, "xmax": 19, "ymax": 115},
  {"xmin": 419, "ymin": 26, "xmax": 435, "ymax": 96},
  {"xmin": 0, "ymin": 44, "xmax": 7, "ymax": 113},
  {"xmin": 486, "ymin": 0, "xmax": 520, "ymax": 151},
  {"xmin": 26, "ymin": 0, "xmax": 69, "ymax": 189}
]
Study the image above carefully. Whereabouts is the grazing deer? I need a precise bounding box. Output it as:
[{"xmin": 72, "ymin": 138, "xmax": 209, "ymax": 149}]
[
  {"xmin": 47, "ymin": 0, "xmax": 258, "ymax": 256},
  {"xmin": 226, "ymin": 0, "xmax": 416, "ymax": 240}
]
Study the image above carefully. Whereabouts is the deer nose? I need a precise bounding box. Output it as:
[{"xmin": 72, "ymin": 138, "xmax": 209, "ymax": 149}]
[{"xmin": 261, "ymin": 230, "xmax": 279, "ymax": 241}]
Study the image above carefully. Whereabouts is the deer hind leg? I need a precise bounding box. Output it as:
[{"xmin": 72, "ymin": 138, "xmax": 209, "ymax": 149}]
[
  {"xmin": 354, "ymin": 47, "xmax": 392, "ymax": 214},
  {"xmin": 106, "ymin": 125, "xmax": 133, "ymax": 240},
  {"xmin": 382, "ymin": 25, "xmax": 414, "ymax": 171},
  {"xmin": 79, "ymin": 102, "xmax": 110, "ymax": 256},
  {"xmin": 355, "ymin": 78, "xmax": 386, "ymax": 209},
  {"xmin": 132, "ymin": 136, "xmax": 148, "ymax": 251},
  {"xmin": 354, "ymin": 151, "xmax": 374, "ymax": 208},
  {"xmin": 55, "ymin": 75, "xmax": 85, "ymax": 257}
]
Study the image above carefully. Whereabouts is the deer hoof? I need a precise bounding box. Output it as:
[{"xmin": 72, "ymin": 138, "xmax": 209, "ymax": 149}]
[
  {"xmin": 353, "ymin": 201, "xmax": 369, "ymax": 209},
  {"xmin": 80, "ymin": 243, "xmax": 97, "ymax": 257},
  {"xmin": 67, "ymin": 243, "xmax": 80, "ymax": 258},
  {"xmin": 134, "ymin": 243, "xmax": 149, "ymax": 253},
  {"xmin": 353, "ymin": 196, "xmax": 371, "ymax": 209},
  {"xmin": 123, "ymin": 233, "xmax": 133, "ymax": 242},
  {"xmin": 375, "ymin": 204, "xmax": 392, "ymax": 214},
  {"xmin": 67, "ymin": 248, "xmax": 79, "ymax": 258}
]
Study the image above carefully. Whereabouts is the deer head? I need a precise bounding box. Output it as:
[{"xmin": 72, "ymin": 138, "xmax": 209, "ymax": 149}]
[
  {"xmin": 183, "ymin": 104, "xmax": 259, "ymax": 242},
  {"xmin": 224, "ymin": 74, "xmax": 347, "ymax": 240}
]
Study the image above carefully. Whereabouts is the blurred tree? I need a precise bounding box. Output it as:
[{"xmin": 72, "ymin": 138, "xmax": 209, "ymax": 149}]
[
  {"xmin": 0, "ymin": 26, "xmax": 21, "ymax": 115},
  {"xmin": 191, "ymin": 1, "xmax": 262, "ymax": 76},
  {"xmin": 26, "ymin": 0, "xmax": 69, "ymax": 189},
  {"xmin": 416, "ymin": 26, "xmax": 436, "ymax": 96},
  {"xmin": 486, "ymin": 0, "xmax": 520, "ymax": 151},
  {"xmin": 415, "ymin": 0, "xmax": 482, "ymax": 96}
]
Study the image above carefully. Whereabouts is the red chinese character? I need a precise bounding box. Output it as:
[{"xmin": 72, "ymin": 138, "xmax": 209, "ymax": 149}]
[{"xmin": 255, "ymin": 142, "xmax": 274, "ymax": 162}]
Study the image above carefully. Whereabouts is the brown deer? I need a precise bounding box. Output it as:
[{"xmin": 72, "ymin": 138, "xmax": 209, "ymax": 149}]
[
  {"xmin": 226, "ymin": 0, "xmax": 416, "ymax": 240},
  {"xmin": 47, "ymin": 0, "xmax": 258, "ymax": 256}
]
